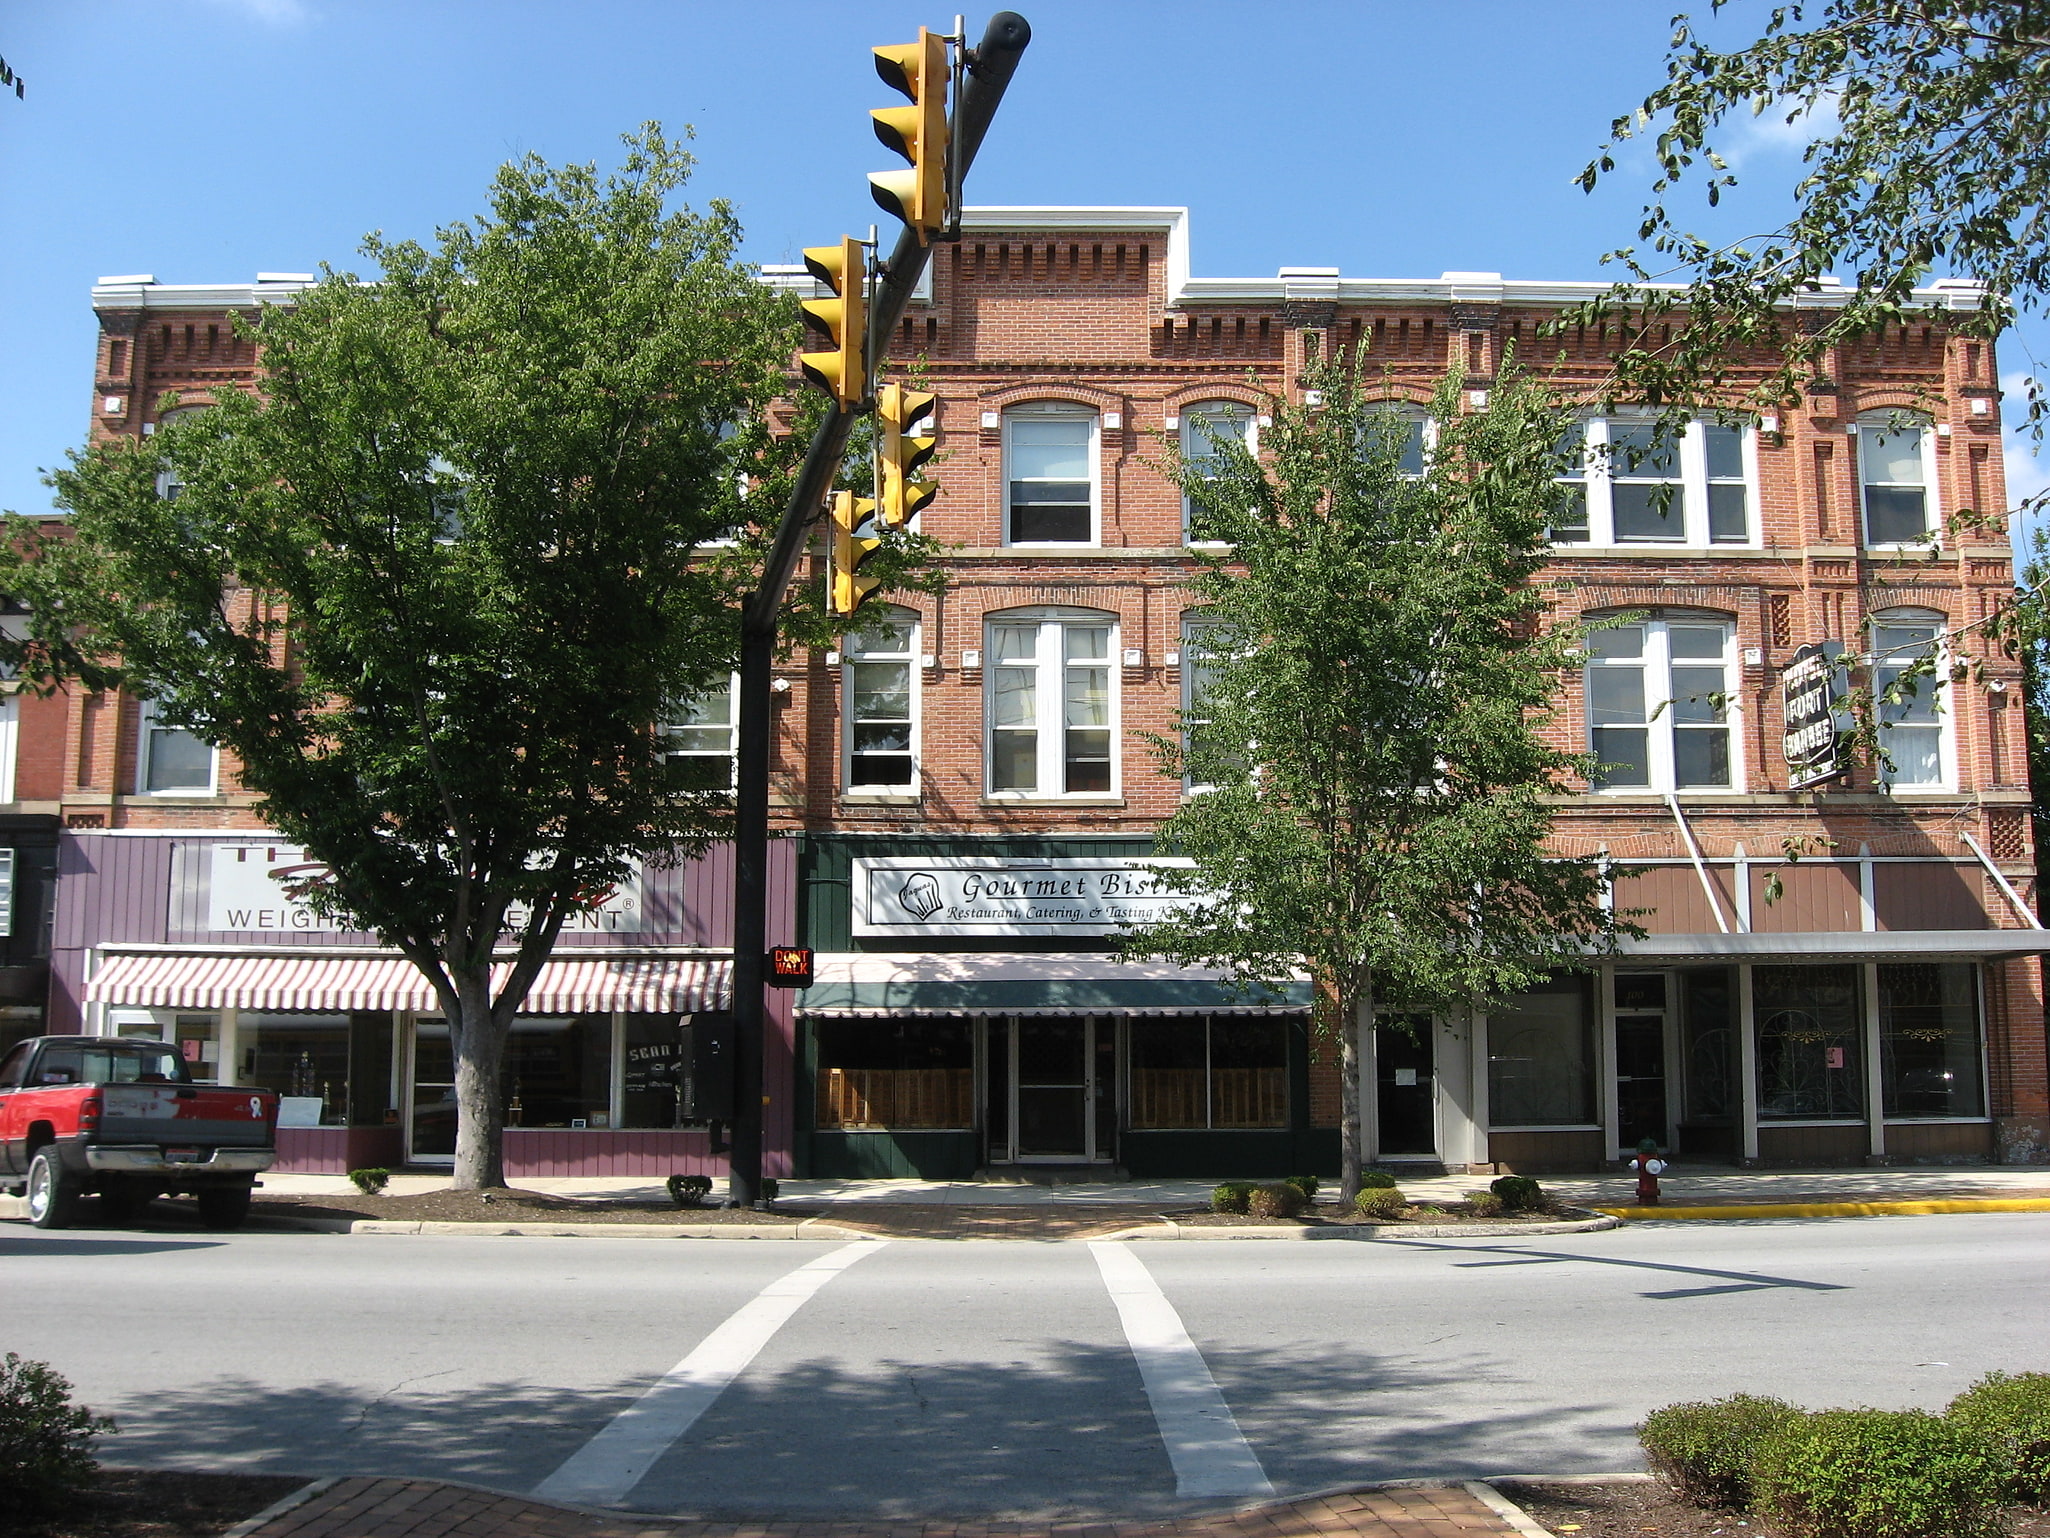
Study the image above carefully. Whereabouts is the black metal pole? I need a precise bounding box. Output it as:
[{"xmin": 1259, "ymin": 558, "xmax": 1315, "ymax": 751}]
[{"xmin": 726, "ymin": 12, "xmax": 1031, "ymax": 1209}]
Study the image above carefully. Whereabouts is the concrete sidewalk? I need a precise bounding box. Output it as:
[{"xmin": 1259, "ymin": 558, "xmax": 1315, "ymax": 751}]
[
  {"xmin": 253, "ymin": 1164, "xmax": 2050, "ymax": 1210},
  {"xmin": 234, "ymin": 1475, "xmax": 1530, "ymax": 1538}
]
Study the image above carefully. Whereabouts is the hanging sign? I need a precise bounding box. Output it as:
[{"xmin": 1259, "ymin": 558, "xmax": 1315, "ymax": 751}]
[
  {"xmin": 1782, "ymin": 642, "xmax": 1849, "ymax": 790},
  {"xmin": 851, "ymin": 856, "xmax": 1201, "ymax": 937}
]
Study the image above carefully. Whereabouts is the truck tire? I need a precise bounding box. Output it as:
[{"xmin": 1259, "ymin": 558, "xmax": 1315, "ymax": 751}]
[
  {"xmin": 196, "ymin": 1183, "xmax": 253, "ymax": 1230},
  {"xmin": 98, "ymin": 1179, "xmax": 156, "ymax": 1225},
  {"xmin": 26, "ymin": 1149, "xmax": 78, "ymax": 1230}
]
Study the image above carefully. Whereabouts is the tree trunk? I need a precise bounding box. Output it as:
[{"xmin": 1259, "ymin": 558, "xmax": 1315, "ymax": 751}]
[
  {"xmin": 450, "ymin": 964, "xmax": 506, "ymax": 1191},
  {"xmin": 1339, "ymin": 975, "xmax": 1376, "ymax": 1206}
]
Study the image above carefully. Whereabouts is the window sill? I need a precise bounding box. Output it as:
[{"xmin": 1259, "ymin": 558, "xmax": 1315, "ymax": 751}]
[
  {"xmin": 1547, "ymin": 544, "xmax": 1761, "ymax": 557},
  {"xmin": 841, "ymin": 791, "xmax": 922, "ymax": 805},
  {"xmin": 1757, "ymin": 1118, "xmax": 1867, "ymax": 1127},
  {"xmin": 1485, "ymin": 1123, "xmax": 1603, "ymax": 1134},
  {"xmin": 980, "ymin": 795, "xmax": 1127, "ymax": 807}
]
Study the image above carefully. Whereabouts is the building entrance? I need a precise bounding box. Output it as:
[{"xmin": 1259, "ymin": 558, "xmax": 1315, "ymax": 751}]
[
  {"xmin": 1375, "ymin": 1016, "xmax": 1436, "ymax": 1155},
  {"xmin": 1006, "ymin": 1016, "xmax": 1116, "ymax": 1164},
  {"xmin": 1614, "ymin": 973, "xmax": 1672, "ymax": 1152},
  {"xmin": 406, "ymin": 1019, "xmax": 457, "ymax": 1165}
]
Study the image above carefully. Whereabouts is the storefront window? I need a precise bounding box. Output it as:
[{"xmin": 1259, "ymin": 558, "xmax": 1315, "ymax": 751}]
[
  {"xmin": 621, "ymin": 1013, "xmax": 716, "ymax": 1130},
  {"xmin": 503, "ymin": 1015, "xmax": 611, "ymax": 1128},
  {"xmin": 1680, "ymin": 967, "xmax": 1738, "ymax": 1124},
  {"xmin": 1879, "ymin": 963, "xmax": 1983, "ymax": 1117},
  {"xmin": 244, "ymin": 1012, "xmax": 350, "ymax": 1126},
  {"xmin": 815, "ymin": 1017, "xmax": 973, "ymax": 1130},
  {"xmin": 1487, "ymin": 975, "xmax": 1594, "ymax": 1125},
  {"xmin": 1755, "ymin": 964, "xmax": 1863, "ymax": 1119},
  {"xmin": 1129, "ymin": 1015, "xmax": 1288, "ymax": 1130}
]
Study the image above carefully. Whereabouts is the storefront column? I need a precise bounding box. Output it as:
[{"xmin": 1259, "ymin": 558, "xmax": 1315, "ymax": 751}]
[
  {"xmin": 1470, "ymin": 1008, "xmax": 1492, "ymax": 1169},
  {"xmin": 1358, "ymin": 1001, "xmax": 1380, "ymax": 1160},
  {"xmin": 1435, "ymin": 1010, "xmax": 1479, "ymax": 1168},
  {"xmin": 217, "ymin": 1006, "xmax": 241, "ymax": 1087},
  {"xmin": 1737, "ymin": 963, "xmax": 1761, "ymax": 1163},
  {"xmin": 1862, "ymin": 963, "xmax": 1886, "ymax": 1161},
  {"xmin": 1596, "ymin": 962, "xmax": 1619, "ymax": 1157}
]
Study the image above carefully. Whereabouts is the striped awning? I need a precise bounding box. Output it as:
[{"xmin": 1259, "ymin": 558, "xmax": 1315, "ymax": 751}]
[{"xmin": 85, "ymin": 950, "xmax": 730, "ymax": 1014}]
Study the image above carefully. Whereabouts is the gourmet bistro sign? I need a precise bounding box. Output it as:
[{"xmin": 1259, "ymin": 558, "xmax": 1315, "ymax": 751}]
[
  {"xmin": 1782, "ymin": 641, "xmax": 1849, "ymax": 790},
  {"xmin": 203, "ymin": 843, "xmax": 645, "ymax": 933},
  {"xmin": 851, "ymin": 856, "xmax": 1201, "ymax": 937}
]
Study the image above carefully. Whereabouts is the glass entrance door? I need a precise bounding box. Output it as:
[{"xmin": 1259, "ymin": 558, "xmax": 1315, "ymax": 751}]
[
  {"xmin": 1375, "ymin": 1016, "xmax": 1436, "ymax": 1155},
  {"xmin": 1614, "ymin": 972, "xmax": 1672, "ymax": 1151},
  {"xmin": 1010, "ymin": 1017, "xmax": 1113, "ymax": 1162},
  {"xmin": 407, "ymin": 1020, "xmax": 457, "ymax": 1164}
]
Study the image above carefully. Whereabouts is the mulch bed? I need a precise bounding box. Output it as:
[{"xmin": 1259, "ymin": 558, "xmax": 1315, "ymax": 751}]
[
  {"xmin": 1171, "ymin": 1202, "xmax": 1591, "ymax": 1228},
  {"xmin": 1503, "ymin": 1479, "xmax": 2050, "ymax": 1538},
  {"xmin": 250, "ymin": 1189, "xmax": 822, "ymax": 1225},
  {"xmin": 17, "ymin": 1469, "xmax": 306, "ymax": 1538}
]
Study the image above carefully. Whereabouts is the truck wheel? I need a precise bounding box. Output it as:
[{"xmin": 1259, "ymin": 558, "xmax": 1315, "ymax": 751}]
[
  {"xmin": 26, "ymin": 1149, "xmax": 78, "ymax": 1230},
  {"xmin": 98, "ymin": 1179, "xmax": 156, "ymax": 1225},
  {"xmin": 196, "ymin": 1183, "xmax": 253, "ymax": 1230}
]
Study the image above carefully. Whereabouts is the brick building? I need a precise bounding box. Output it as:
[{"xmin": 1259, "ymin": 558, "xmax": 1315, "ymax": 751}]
[{"xmin": 16, "ymin": 207, "xmax": 2048, "ymax": 1176}]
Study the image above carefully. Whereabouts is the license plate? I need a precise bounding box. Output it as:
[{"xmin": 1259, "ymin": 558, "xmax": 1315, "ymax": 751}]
[{"xmin": 164, "ymin": 1147, "xmax": 204, "ymax": 1164}]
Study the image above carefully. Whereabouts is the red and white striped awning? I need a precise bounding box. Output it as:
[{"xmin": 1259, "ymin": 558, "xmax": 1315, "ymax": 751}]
[{"xmin": 85, "ymin": 950, "xmax": 730, "ymax": 1014}]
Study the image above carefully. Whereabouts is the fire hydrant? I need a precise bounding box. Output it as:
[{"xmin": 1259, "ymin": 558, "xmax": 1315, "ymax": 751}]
[{"xmin": 1628, "ymin": 1137, "xmax": 1668, "ymax": 1205}]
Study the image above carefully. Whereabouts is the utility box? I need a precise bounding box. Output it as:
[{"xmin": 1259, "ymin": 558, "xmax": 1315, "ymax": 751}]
[{"xmin": 687, "ymin": 1014, "xmax": 736, "ymax": 1121}]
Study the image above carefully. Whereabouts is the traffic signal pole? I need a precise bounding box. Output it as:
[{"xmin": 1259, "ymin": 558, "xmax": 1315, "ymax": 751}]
[{"xmin": 726, "ymin": 11, "xmax": 1031, "ymax": 1209}]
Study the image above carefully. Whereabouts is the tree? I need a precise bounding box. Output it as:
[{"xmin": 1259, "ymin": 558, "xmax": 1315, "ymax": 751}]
[
  {"xmin": 1125, "ymin": 360, "xmax": 1633, "ymax": 1201},
  {"xmin": 0, "ymin": 126, "xmax": 876, "ymax": 1190},
  {"xmin": 1576, "ymin": 1, "xmax": 2037, "ymax": 438}
]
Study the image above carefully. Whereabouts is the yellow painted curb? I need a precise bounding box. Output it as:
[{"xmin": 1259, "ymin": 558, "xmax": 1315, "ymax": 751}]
[{"xmin": 1592, "ymin": 1197, "xmax": 2050, "ymax": 1220}]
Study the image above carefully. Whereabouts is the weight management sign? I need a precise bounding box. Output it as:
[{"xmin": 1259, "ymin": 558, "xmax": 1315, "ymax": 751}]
[{"xmin": 852, "ymin": 856, "xmax": 1200, "ymax": 937}]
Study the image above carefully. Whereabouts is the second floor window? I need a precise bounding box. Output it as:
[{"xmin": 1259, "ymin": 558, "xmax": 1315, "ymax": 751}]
[
  {"xmin": 988, "ymin": 612, "xmax": 1115, "ymax": 795},
  {"xmin": 137, "ymin": 701, "xmax": 216, "ymax": 795},
  {"xmin": 1872, "ymin": 614, "xmax": 1948, "ymax": 788},
  {"xmin": 845, "ymin": 612, "xmax": 918, "ymax": 792},
  {"xmin": 1005, "ymin": 406, "xmax": 1096, "ymax": 545},
  {"xmin": 661, "ymin": 675, "xmax": 737, "ymax": 792},
  {"xmin": 1860, "ymin": 417, "xmax": 1935, "ymax": 546},
  {"xmin": 1181, "ymin": 401, "xmax": 1254, "ymax": 543},
  {"xmin": 1585, "ymin": 618, "xmax": 1736, "ymax": 791},
  {"xmin": 1552, "ymin": 419, "xmax": 1754, "ymax": 548}
]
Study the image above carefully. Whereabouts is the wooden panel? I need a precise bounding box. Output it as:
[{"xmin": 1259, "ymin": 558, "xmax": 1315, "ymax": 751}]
[
  {"xmin": 1875, "ymin": 863, "xmax": 1990, "ymax": 930},
  {"xmin": 501, "ymin": 1128, "xmax": 723, "ymax": 1177},
  {"xmin": 1616, "ymin": 865, "xmax": 1730, "ymax": 933},
  {"xmin": 817, "ymin": 1067, "xmax": 974, "ymax": 1129},
  {"xmin": 1487, "ymin": 1129, "xmax": 1603, "ymax": 1173},
  {"xmin": 1883, "ymin": 1122, "xmax": 1993, "ymax": 1161},
  {"xmin": 1752, "ymin": 863, "xmax": 1861, "ymax": 934},
  {"xmin": 1757, "ymin": 1123, "xmax": 1867, "ymax": 1165}
]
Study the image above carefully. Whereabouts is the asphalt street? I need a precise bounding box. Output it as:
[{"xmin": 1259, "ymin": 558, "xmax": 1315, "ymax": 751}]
[{"xmin": 4, "ymin": 1215, "xmax": 2046, "ymax": 1519}]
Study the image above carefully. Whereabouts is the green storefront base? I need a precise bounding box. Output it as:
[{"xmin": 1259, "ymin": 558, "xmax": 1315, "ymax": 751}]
[{"xmin": 809, "ymin": 1130, "xmax": 982, "ymax": 1179}]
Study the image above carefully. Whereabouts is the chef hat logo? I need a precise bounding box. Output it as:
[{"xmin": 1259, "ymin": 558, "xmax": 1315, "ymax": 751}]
[{"xmin": 897, "ymin": 872, "xmax": 944, "ymax": 920}]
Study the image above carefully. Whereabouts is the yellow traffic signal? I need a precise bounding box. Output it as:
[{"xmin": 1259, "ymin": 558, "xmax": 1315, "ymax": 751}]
[
  {"xmin": 870, "ymin": 27, "xmax": 950, "ymax": 239},
  {"xmin": 799, "ymin": 237, "xmax": 868, "ymax": 410},
  {"xmin": 875, "ymin": 383, "xmax": 938, "ymax": 528},
  {"xmin": 829, "ymin": 490, "xmax": 883, "ymax": 617}
]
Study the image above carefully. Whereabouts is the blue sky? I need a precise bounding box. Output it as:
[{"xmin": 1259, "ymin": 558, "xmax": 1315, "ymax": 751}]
[{"xmin": 2, "ymin": 0, "xmax": 2043, "ymax": 527}]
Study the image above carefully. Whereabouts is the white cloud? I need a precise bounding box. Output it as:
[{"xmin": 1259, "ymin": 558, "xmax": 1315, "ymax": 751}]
[
  {"xmin": 200, "ymin": 0, "xmax": 311, "ymax": 24},
  {"xmin": 1721, "ymin": 92, "xmax": 1840, "ymax": 168}
]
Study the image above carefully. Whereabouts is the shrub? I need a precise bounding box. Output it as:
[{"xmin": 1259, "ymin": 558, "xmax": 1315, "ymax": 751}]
[
  {"xmin": 1283, "ymin": 1174, "xmax": 1320, "ymax": 1200},
  {"xmin": 1353, "ymin": 1186, "xmax": 1407, "ymax": 1221},
  {"xmin": 1947, "ymin": 1370, "xmax": 2050, "ymax": 1502},
  {"xmin": 347, "ymin": 1168, "xmax": 390, "ymax": 1195},
  {"xmin": 1490, "ymin": 1174, "xmax": 1545, "ymax": 1212},
  {"xmin": 1211, "ymin": 1182, "xmax": 1253, "ymax": 1214},
  {"xmin": 1639, "ymin": 1394, "xmax": 1806, "ymax": 1508},
  {"xmin": 761, "ymin": 1178, "xmax": 779, "ymax": 1202},
  {"xmin": 1464, "ymin": 1190, "xmax": 1505, "ymax": 1218},
  {"xmin": 1246, "ymin": 1182, "xmax": 1306, "ymax": 1219},
  {"xmin": 1358, "ymin": 1170, "xmax": 1399, "ymax": 1189},
  {"xmin": 665, "ymin": 1174, "xmax": 714, "ymax": 1209},
  {"xmin": 0, "ymin": 1353, "xmax": 115, "ymax": 1522},
  {"xmin": 1753, "ymin": 1408, "xmax": 2004, "ymax": 1538}
]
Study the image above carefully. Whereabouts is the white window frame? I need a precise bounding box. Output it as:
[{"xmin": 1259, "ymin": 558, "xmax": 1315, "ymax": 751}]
[
  {"xmin": 1551, "ymin": 417, "xmax": 1760, "ymax": 550},
  {"xmin": 660, "ymin": 673, "xmax": 739, "ymax": 792},
  {"xmin": 1870, "ymin": 609, "xmax": 1955, "ymax": 791},
  {"xmin": 984, "ymin": 608, "xmax": 1119, "ymax": 799},
  {"xmin": 0, "ymin": 694, "xmax": 16, "ymax": 805},
  {"xmin": 1583, "ymin": 616, "xmax": 1743, "ymax": 794},
  {"xmin": 1180, "ymin": 401, "xmax": 1255, "ymax": 546},
  {"xmin": 1179, "ymin": 614, "xmax": 1236, "ymax": 794},
  {"xmin": 135, "ymin": 699, "xmax": 217, "ymax": 796},
  {"xmin": 1856, "ymin": 414, "xmax": 1942, "ymax": 550},
  {"xmin": 1364, "ymin": 402, "xmax": 1431, "ymax": 479},
  {"xmin": 842, "ymin": 609, "xmax": 920, "ymax": 798},
  {"xmin": 1003, "ymin": 404, "xmax": 1099, "ymax": 548}
]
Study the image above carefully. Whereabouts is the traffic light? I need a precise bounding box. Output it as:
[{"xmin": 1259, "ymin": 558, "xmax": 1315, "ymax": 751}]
[
  {"xmin": 799, "ymin": 237, "xmax": 867, "ymax": 410},
  {"xmin": 874, "ymin": 383, "xmax": 938, "ymax": 528},
  {"xmin": 870, "ymin": 28, "xmax": 950, "ymax": 238},
  {"xmin": 829, "ymin": 490, "xmax": 883, "ymax": 617}
]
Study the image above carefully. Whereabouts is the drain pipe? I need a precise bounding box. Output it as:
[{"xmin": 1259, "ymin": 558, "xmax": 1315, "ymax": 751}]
[
  {"xmin": 1960, "ymin": 832, "xmax": 2043, "ymax": 929},
  {"xmin": 1666, "ymin": 792, "xmax": 1735, "ymax": 934}
]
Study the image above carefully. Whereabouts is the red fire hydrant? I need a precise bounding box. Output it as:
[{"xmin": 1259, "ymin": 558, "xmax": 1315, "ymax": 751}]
[{"xmin": 1629, "ymin": 1138, "xmax": 1668, "ymax": 1205}]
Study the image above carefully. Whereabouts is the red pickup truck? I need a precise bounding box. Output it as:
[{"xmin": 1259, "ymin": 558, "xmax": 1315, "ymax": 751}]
[{"xmin": 0, "ymin": 1035, "xmax": 278, "ymax": 1229}]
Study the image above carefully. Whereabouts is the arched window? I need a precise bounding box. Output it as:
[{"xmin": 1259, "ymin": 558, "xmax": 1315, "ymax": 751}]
[
  {"xmin": 1363, "ymin": 403, "xmax": 1428, "ymax": 477},
  {"xmin": 1179, "ymin": 401, "xmax": 1254, "ymax": 543},
  {"xmin": 1870, "ymin": 609, "xmax": 1951, "ymax": 788},
  {"xmin": 1004, "ymin": 403, "xmax": 1097, "ymax": 545},
  {"xmin": 985, "ymin": 607, "xmax": 1117, "ymax": 795},
  {"xmin": 844, "ymin": 609, "xmax": 919, "ymax": 793},
  {"xmin": 1584, "ymin": 615, "xmax": 1739, "ymax": 791}
]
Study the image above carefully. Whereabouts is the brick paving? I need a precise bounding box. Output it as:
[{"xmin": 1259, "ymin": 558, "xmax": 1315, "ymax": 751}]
[{"xmin": 244, "ymin": 1477, "xmax": 1523, "ymax": 1538}]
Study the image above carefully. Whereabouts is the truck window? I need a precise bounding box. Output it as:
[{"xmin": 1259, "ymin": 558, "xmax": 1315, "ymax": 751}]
[
  {"xmin": 0, "ymin": 1043, "xmax": 29, "ymax": 1089},
  {"xmin": 35, "ymin": 1043, "xmax": 189, "ymax": 1085}
]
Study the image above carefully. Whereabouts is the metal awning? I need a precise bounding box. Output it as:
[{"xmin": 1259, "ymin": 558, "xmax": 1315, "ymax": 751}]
[
  {"xmin": 798, "ymin": 952, "xmax": 1311, "ymax": 1017},
  {"xmin": 1613, "ymin": 931, "xmax": 2050, "ymax": 964},
  {"xmin": 85, "ymin": 949, "xmax": 731, "ymax": 1013}
]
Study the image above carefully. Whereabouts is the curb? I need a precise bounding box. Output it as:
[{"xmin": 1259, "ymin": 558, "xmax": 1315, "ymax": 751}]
[
  {"xmin": 1104, "ymin": 1208, "xmax": 1621, "ymax": 1241},
  {"xmin": 1591, "ymin": 1197, "xmax": 2050, "ymax": 1221},
  {"xmin": 247, "ymin": 1214, "xmax": 880, "ymax": 1240}
]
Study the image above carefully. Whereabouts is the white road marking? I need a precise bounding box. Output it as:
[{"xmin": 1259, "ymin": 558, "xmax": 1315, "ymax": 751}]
[
  {"xmin": 1089, "ymin": 1241, "xmax": 1273, "ymax": 1500},
  {"xmin": 534, "ymin": 1240, "xmax": 886, "ymax": 1505}
]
